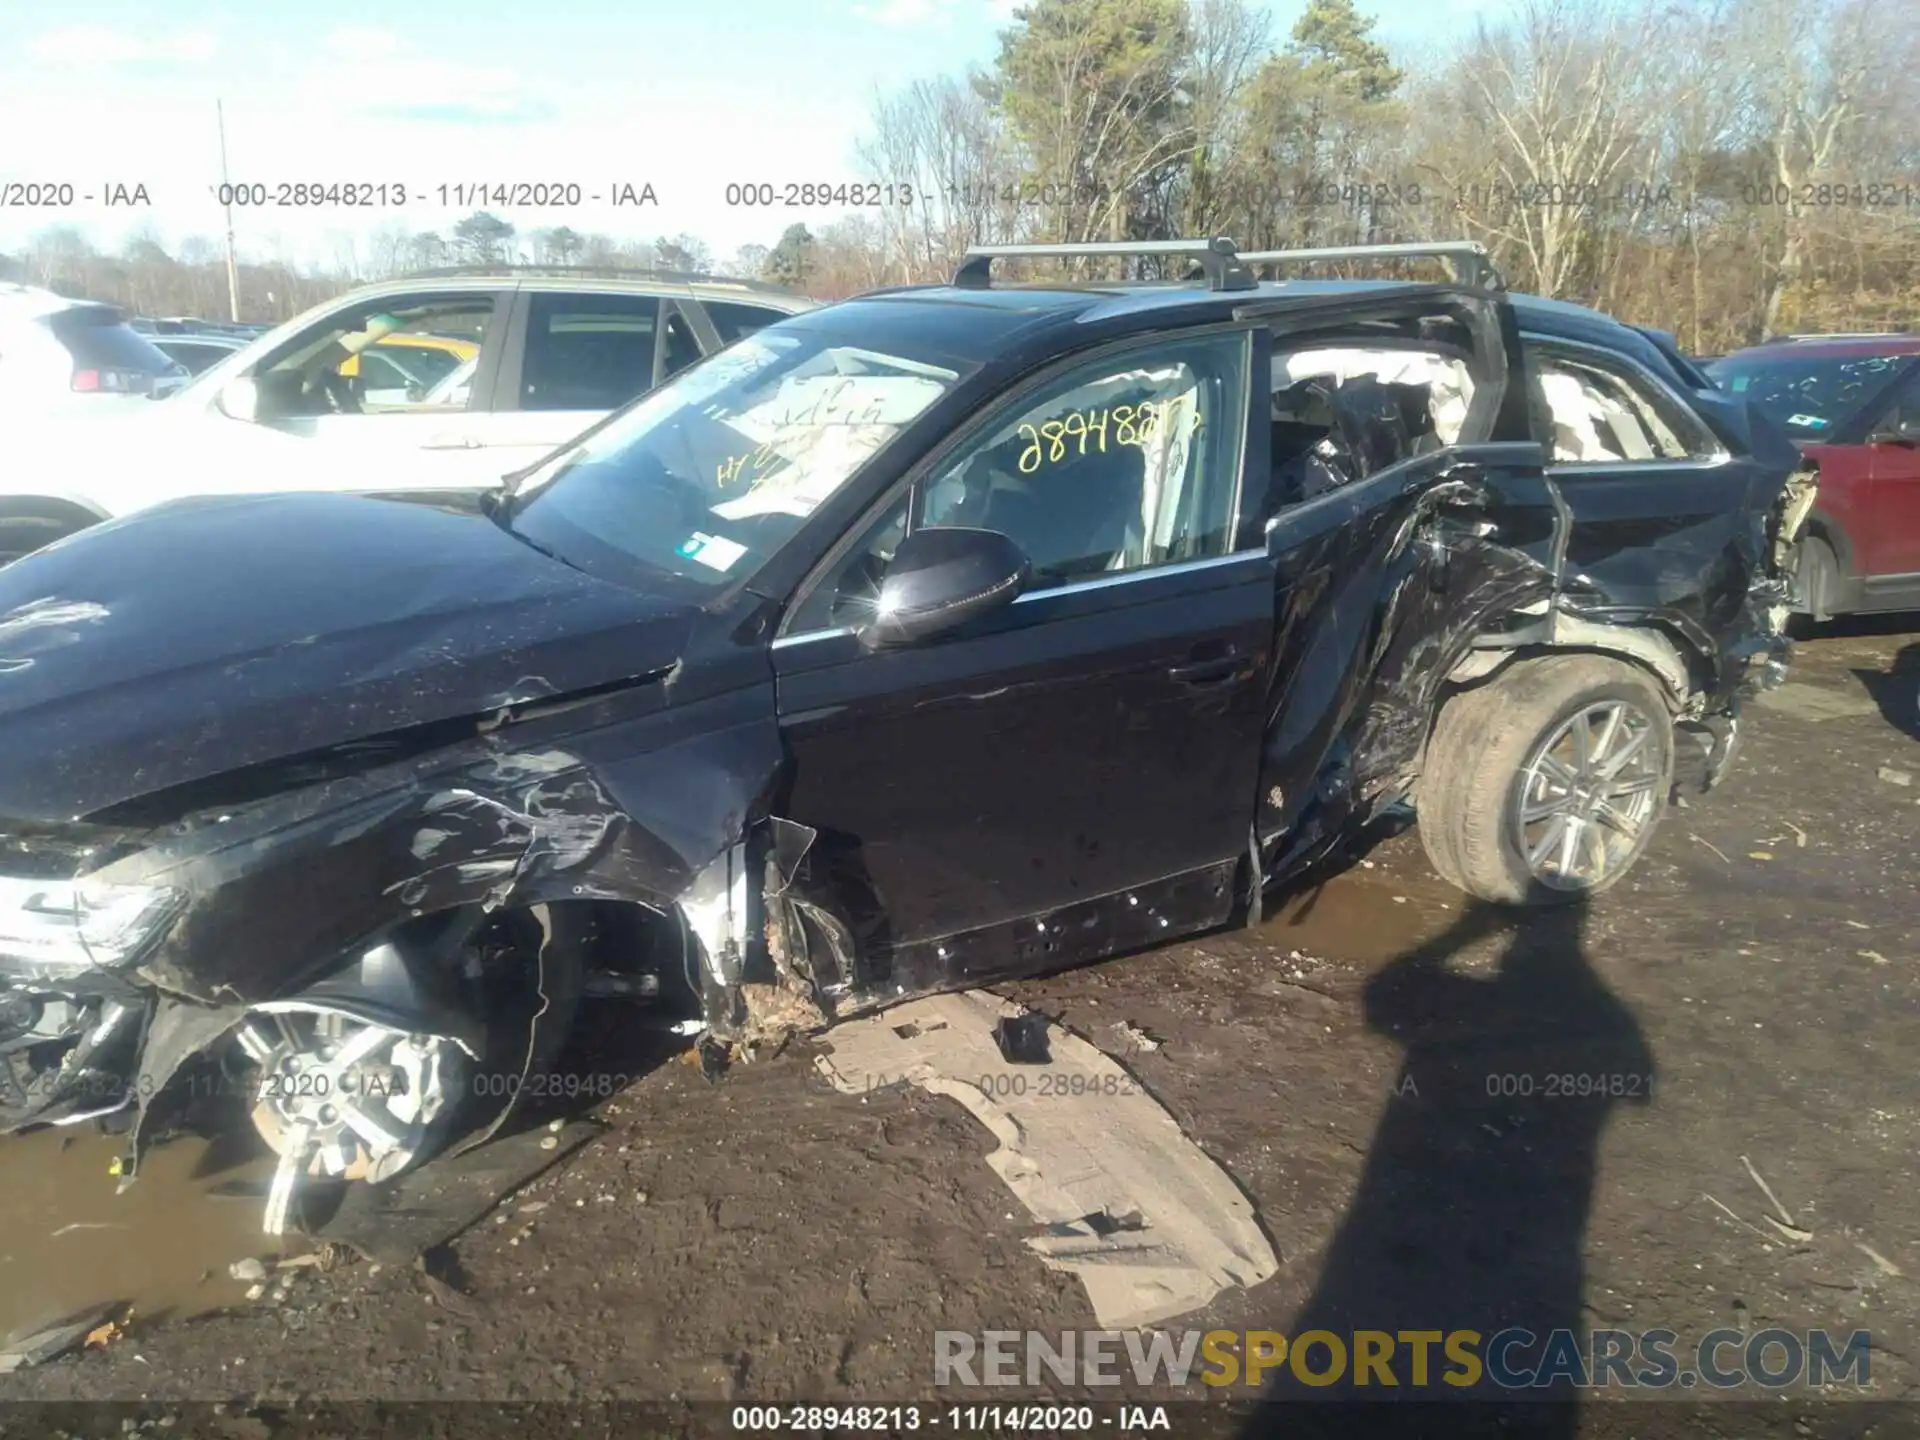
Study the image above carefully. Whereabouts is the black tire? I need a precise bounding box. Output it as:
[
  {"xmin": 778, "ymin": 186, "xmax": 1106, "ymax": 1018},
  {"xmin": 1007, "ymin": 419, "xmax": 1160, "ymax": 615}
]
[
  {"xmin": 0, "ymin": 513, "xmax": 85, "ymax": 567},
  {"xmin": 1792, "ymin": 534, "xmax": 1839, "ymax": 623},
  {"xmin": 1418, "ymin": 654, "xmax": 1676, "ymax": 906}
]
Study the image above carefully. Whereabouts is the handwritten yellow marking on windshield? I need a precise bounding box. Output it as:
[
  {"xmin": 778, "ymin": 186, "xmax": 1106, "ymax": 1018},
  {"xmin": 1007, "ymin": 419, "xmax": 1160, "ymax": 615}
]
[
  {"xmin": 1015, "ymin": 400, "xmax": 1202, "ymax": 474},
  {"xmin": 716, "ymin": 439, "xmax": 786, "ymax": 488}
]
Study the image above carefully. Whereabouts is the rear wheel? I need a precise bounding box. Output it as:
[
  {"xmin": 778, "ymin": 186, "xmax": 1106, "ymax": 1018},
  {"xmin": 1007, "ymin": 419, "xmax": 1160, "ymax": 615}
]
[{"xmin": 1419, "ymin": 655, "xmax": 1675, "ymax": 905}]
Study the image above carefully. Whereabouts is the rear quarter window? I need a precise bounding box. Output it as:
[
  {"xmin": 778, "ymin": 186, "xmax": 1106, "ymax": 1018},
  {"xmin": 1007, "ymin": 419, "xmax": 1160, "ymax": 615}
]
[{"xmin": 703, "ymin": 300, "xmax": 794, "ymax": 344}]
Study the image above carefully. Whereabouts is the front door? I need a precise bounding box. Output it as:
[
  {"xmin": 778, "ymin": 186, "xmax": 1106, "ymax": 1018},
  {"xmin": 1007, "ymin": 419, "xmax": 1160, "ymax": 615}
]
[
  {"xmin": 1863, "ymin": 377, "xmax": 1920, "ymax": 588},
  {"xmin": 771, "ymin": 328, "xmax": 1271, "ymax": 987}
]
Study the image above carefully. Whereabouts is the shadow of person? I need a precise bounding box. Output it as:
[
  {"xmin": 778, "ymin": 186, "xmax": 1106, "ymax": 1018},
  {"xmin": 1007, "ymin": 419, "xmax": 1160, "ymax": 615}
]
[
  {"xmin": 1242, "ymin": 890, "xmax": 1654, "ymax": 1438},
  {"xmin": 1853, "ymin": 640, "xmax": 1919, "ymax": 740}
]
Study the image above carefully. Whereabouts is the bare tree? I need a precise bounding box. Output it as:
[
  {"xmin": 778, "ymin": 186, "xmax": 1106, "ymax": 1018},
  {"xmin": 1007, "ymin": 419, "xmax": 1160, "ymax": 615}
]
[{"xmin": 1413, "ymin": 0, "xmax": 1663, "ymax": 297}]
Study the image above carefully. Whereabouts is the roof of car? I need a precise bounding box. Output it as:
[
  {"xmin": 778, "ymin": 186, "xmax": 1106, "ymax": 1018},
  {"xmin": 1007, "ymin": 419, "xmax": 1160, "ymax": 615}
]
[
  {"xmin": 798, "ymin": 277, "xmax": 1665, "ymax": 371},
  {"xmin": 383, "ymin": 266, "xmax": 813, "ymax": 308},
  {"xmin": 0, "ymin": 283, "xmax": 115, "ymax": 321},
  {"xmin": 1718, "ymin": 334, "xmax": 1920, "ymax": 361},
  {"xmin": 155, "ymin": 332, "xmax": 248, "ymax": 347}
]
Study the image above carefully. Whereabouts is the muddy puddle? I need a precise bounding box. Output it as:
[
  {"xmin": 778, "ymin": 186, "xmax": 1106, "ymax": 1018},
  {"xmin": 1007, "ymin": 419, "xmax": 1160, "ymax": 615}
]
[
  {"xmin": 1255, "ymin": 861, "xmax": 1458, "ymax": 969},
  {"xmin": 0, "ymin": 1125, "xmax": 289, "ymax": 1346}
]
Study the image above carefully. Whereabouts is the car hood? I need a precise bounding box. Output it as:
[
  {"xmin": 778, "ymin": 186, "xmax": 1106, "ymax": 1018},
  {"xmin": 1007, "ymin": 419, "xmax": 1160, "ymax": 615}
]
[{"xmin": 0, "ymin": 492, "xmax": 698, "ymax": 823}]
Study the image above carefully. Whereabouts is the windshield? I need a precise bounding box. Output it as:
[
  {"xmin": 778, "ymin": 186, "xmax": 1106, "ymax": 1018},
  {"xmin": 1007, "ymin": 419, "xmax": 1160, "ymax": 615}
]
[
  {"xmin": 1707, "ymin": 351, "xmax": 1919, "ymax": 437},
  {"xmin": 506, "ymin": 327, "xmax": 966, "ymax": 590}
]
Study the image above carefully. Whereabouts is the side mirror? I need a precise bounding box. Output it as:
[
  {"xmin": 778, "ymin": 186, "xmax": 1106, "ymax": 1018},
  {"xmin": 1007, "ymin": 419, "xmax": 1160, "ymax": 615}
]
[
  {"xmin": 857, "ymin": 526, "xmax": 1030, "ymax": 651},
  {"xmin": 216, "ymin": 376, "xmax": 261, "ymax": 423}
]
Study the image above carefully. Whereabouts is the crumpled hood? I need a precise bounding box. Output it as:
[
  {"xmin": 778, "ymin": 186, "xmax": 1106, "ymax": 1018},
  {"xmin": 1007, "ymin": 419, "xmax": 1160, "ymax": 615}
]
[{"xmin": 0, "ymin": 492, "xmax": 697, "ymax": 822}]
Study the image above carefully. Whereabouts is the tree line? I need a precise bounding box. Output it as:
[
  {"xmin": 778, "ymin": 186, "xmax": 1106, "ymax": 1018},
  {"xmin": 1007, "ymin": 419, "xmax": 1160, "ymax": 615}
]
[{"xmin": 4, "ymin": 0, "xmax": 1914, "ymax": 353}]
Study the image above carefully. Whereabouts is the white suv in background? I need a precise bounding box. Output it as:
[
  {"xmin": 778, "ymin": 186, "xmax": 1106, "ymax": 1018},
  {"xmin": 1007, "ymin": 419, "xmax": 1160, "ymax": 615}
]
[
  {"xmin": 0, "ymin": 285, "xmax": 189, "ymax": 419},
  {"xmin": 0, "ymin": 268, "xmax": 813, "ymax": 564}
]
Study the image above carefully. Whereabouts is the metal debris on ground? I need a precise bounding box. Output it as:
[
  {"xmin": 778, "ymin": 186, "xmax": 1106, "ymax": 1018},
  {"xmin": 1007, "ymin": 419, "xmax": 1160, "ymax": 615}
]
[
  {"xmin": 1879, "ymin": 767, "xmax": 1913, "ymax": 787},
  {"xmin": 0, "ymin": 1304, "xmax": 122, "ymax": 1374},
  {"xmin": 814, "ymin": 990, "xmax": 1279, "ymax": 1330},
  {"xmin": 1743, "ymin": 1159, "xmax": 1797, "ymax": 1236},
  {"xmin": 1689, "ymin": 833, "xmax": 1731, "ymax": 863},
  {"xmin": 1858, "ymin": 1243, "xmax": 1903, "ymax": 1278},
  {"xmin": 994, "ymin": 1014, "xmax": 1053, "ymax": 1065}
]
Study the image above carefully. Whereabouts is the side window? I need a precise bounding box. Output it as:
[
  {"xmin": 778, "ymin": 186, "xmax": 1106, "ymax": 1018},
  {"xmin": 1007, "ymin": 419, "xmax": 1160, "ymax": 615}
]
[
  {"xmin": 915, "ymin": 333, "xmax": 1248, "ymax": 592},
  {"xmin": 705, "ymin": 301, "xmax": 790, "ymax": 344},
  {"xmin": 1531, "ymin": 347, "xmax": 1716, "ymax": 463},
  {"xmin": 785, "ymin": 494, "xmax": 911, "ymax": 636},
  {"xmin": 661, "ymin": 307, "xmax": 703, "ymax": 380},
  {"xmin": 1269, "ymin": 342, "xmax": 1475, "ymax": 508},
  {"xmin": 521, "ymin": 293, "xmax": 662, "ymax": 411},
  {"xmin": 784, "ymin": 333, "xmax": 1248, "ymax": 636},
  {"xmin": 253, "ymin": 291, "xmax": 502, "ymax": 418},
  {"xmin": 357, "ymin": 349, "xmax": 418, "ymax": 400}
]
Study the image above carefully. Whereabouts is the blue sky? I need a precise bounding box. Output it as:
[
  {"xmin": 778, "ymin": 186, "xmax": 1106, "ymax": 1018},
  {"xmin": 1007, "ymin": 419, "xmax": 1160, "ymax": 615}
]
[{"xmin": 0, "ymin": 0, "xmax": 1504, "ymax": 267}]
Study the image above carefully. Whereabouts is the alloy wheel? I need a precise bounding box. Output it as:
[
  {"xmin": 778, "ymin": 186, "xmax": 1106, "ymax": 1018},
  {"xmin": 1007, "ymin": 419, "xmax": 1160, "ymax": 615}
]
[{"xmin": 1511, "ymin": 699, "xmax": 1665, "ymax": 891}]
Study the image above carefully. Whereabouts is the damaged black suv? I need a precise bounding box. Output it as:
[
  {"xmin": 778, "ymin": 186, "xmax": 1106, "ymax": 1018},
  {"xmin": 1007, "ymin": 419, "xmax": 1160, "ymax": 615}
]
[{"xmin": 0, "ymin": 238, "xmax": 1814, "ymax": 1235}]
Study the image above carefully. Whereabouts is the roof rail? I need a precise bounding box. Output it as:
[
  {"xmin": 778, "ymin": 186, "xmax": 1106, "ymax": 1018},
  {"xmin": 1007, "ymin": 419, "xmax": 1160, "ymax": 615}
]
[
  {"xmin": 393, "ymin": 263, "xmax": 798, "ymax": 295},
  {"xmin": 1238, "ymin": 241, "xmax": 1504, "ymax": 291},
  {"xmin": 953, "ymin": 237, "xmax": 1257, "ymax": 293}
]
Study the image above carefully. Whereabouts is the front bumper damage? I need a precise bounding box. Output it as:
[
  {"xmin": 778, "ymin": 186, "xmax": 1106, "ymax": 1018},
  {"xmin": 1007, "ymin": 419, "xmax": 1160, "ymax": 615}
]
[{"xmin": 0, "ymin": 677, "xmax": 805, "ymax": 1234}]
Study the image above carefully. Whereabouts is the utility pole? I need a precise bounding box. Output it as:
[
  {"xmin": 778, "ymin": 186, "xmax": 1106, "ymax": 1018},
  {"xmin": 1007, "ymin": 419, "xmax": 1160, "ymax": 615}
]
[{"xmin": 218, "ymin": 99, "xmax": 240, "ymax": 322}]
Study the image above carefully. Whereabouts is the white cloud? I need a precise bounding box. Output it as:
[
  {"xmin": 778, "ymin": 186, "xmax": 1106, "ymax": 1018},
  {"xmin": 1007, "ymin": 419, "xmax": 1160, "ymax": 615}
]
[
  {"xmin": 850, "ymin": 0, "xmax": 1000, "ymax": 26},
  {"xmin": 28, "ymin": 25, "xmax": 219, "ymax": 67},
  {"xmin": 302, "ymin": 35, "xmax": 548, "ymax": 124},
  {"xmin": 321, "ymin": 27, "xmax": 406, "ymax": 61},
  {"xmin": 156, "ymin": 31, "xmax": 219, "ymax": 64}
]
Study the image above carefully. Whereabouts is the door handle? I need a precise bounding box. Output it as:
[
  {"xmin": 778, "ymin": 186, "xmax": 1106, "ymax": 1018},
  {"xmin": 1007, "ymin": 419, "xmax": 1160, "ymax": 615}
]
[
  {"xmin": 1169, "ymin": 654, "xmax": 1254, "ymax": 686},
  {"xmin": 422, "ymin": 433, "xmax": 479, "ymax": 450}
]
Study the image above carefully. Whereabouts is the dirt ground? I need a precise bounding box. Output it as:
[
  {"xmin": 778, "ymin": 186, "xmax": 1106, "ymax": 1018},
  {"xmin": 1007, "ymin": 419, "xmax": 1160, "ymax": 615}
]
[{"xmin": 1, "ymin": 620, "xmax": 1915, "ymax": 1435}]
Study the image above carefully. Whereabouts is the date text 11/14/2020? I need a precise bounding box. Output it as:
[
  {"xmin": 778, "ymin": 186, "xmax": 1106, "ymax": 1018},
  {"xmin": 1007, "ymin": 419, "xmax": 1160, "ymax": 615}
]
[
  {"xmin": 729, "ymin": 1404, "xmax": 1172, "ymax": 1430},
  {"xmin": 166, "ymin": 1069, "xmax": 634, "ymax": 1102},
  {"xmin": 205, "ymin": 182, "xmax": 659, "ymax": 209}
]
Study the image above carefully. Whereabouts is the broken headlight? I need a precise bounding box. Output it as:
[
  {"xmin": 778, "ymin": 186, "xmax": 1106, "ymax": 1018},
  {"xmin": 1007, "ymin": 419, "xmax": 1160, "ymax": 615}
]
[{"xmin": 0, "ymin": 877, "xmax": 184, "ymax": 980}]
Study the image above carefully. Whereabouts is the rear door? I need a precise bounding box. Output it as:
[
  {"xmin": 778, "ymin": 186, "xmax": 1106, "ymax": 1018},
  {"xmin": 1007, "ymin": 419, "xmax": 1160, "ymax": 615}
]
[
  {"xmin": 475, "ymin": 289, "xmax": 707, "ymax": 477},
  {"xmin": 1523, "ymin": 335, "xmax": 1769, "ymax": 644},
  {"xmin": 1245, "ymin": 291, "xmax": 1561, "ymax": 859}
]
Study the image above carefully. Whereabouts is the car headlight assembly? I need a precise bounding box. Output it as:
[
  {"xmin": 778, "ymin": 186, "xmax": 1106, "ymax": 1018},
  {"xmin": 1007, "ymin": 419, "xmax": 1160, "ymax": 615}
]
[{"xmin": 0, "ymin": 877, "xmax": 185, "ymax": 979}]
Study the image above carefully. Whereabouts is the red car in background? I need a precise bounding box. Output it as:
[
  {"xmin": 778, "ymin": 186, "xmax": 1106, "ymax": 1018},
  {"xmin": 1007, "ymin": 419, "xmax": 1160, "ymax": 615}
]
[{"xmin": 1708, "ymin": 335, "xmax": 1920, "ymax": 619}]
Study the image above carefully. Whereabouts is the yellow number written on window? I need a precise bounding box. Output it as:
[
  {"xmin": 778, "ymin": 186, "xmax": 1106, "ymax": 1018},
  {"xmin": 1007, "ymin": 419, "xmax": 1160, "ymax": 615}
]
[{"xmin": 1014, "ymin": 400, "xmax": 1201, "ymax": 475}]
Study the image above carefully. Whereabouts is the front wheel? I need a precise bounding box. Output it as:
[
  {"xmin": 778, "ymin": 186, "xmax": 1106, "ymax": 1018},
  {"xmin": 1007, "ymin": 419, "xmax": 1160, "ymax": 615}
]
[{"xmin": 1419, "ymin": 655, "xmax": 1675, "ymax": 905}]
